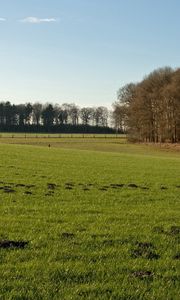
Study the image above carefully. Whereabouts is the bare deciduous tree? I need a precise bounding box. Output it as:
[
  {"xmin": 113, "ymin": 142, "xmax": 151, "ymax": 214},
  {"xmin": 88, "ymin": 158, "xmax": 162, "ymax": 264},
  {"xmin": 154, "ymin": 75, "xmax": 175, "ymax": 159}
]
[{"xmin": 113, "ymin": 67, "xmax": 180, "ymax": 142}]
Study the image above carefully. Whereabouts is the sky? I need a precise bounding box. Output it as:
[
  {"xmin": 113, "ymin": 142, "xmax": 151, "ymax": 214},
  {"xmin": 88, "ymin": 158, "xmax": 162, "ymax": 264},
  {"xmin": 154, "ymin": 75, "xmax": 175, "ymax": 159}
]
[{"xmin": 0, "ymin": 0, "xmax": 180, "ymax": 108}]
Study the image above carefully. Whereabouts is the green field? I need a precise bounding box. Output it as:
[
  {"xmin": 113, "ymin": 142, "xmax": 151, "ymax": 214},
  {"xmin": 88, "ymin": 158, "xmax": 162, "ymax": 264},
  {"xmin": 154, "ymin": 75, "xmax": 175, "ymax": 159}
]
[
  {"xmin": 0, "ymin": 133, "xmax": 125, "ymax": 139},
  {"xmin": 0, "ymin": 137, "xmax": 179, "ymax": 299}
]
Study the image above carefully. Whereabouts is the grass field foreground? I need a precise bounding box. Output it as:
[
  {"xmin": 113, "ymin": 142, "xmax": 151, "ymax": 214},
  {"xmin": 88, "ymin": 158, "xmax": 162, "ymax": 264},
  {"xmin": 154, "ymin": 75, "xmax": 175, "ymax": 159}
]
[{"xmin": 0, "ymin": 137, "xmax": 179, "ymax": 299}]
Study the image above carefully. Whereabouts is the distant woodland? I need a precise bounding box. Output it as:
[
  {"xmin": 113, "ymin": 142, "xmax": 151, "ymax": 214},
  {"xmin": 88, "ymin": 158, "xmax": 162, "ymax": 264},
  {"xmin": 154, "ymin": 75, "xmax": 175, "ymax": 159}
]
[
  {"xmin": 113, "ymin": 67, "xmax": 180, "ymax": 143},
  {"xmin": 0, "ymin": 67, "xmax": 180, "ymax": 140},
  {"xmin": 0, "ymin": 103, "xmax": 115, "ymax": 133}
]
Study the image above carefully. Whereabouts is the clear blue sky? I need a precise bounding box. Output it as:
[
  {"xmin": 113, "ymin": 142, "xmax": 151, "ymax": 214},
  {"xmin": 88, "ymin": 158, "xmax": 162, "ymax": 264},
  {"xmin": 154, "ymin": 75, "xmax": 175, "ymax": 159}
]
[{"xmin": 0, "ymin": 0, "xmax": 179, "ymax": 108}]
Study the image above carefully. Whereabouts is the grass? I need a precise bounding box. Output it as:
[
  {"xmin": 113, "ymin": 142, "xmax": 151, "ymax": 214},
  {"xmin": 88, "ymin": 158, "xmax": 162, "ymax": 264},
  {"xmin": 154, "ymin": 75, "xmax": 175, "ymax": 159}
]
[
  {"xmin": 0, "ymin": 137, "xmax": 179, "ymax": 299},
  {"xmin": 0, "ymin": 133, "xmax": 125, "ymax": 138}
]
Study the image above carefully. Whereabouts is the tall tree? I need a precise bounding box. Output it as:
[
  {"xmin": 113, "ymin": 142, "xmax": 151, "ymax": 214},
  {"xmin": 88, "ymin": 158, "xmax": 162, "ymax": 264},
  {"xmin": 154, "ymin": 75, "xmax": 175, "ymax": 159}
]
[
  {"xmin": 80, "ymin": 107, "xmax": 93, "ymax": 125},
  {"xmin": 113, "ymin": 67, "xmax": 180, "ymax": 142},
  {"xmin": 41, "ymin": 104, "xmax": 55, "ymax": 127},
  {"xmin": 32, "ymin": 103, "xmax": 43, "ymax": 125}
]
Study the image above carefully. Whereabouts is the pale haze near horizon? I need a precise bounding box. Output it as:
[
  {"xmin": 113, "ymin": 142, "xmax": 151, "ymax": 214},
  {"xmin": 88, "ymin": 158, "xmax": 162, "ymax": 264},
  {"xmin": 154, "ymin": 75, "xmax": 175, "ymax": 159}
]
[{"xmin": 0, "ymin": 0, "xmax": 179, "ymax": 108}]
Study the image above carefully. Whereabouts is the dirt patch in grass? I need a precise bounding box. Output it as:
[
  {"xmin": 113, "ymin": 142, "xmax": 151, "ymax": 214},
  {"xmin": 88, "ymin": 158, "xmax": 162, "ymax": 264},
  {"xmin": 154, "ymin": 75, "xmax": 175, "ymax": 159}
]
[
  {"xmin": 131, "ymin": 242, "xmax": 160, "ymax": 260},
  {"xmin": 61, "ymin": 232, "xmax": 75, "ymax": 239},
  {"xmin": 15, "ymin": 183, "xmax": 26, "ymax": 187},
  {"xmin": 110, "ymin": 183, "xmax": 124, "ymax": 188},
  {"xmin": 26, "ymin": 184, "xmax": 35, "ymax": 189},
  {"xmin": 140, "ymin": 186, "xmax": 149, "ymax": 190},
  {"xmin": 0, "ymin": 179, "xmax": 173, "ymax": 196},
  {"xmin": 47, "ymin": 183, "xmax": 57, "ymax": 190},
  {"xmin": 128, "ymin": 183, "xmax": 138, "ymax": 188},
  {"xmin": 169, "ymin": 226, "xmax": 180, "ymax": 235},
  {"xmin": 65, "ymin": 182, "xmax": 74, "ymax": 186},
  {"xmin": 153, "ymin": 225, "xmax": 180, "ymax": 237},
  {"xmin": 24, "ymin": 191, "xmax": 33, "ymax": 195},
  {"xmin": 0, "ymin": 240, "xmax": 29, "ymax": 249},
  {"xmin": 65, "ymin": 186, "xmax": 73, "ymax": 190},
  {"xmin": 132, "ymin": 270, "xmax": 154, "ymax": 280},
  {"xmin": 3, "ymin": 187, "xmax": 16, "ymax": 193},
  {"xmin": 45, "ymin": 191, "xmax": 54, "ymax": 196},
  {"xmin": 153, "ymin": 226, "xmax": 164, "ymax": 233},
  {"xmin": 173, "ymin": 253, "xmax": 180, "ymax": 260},
  {"xmin": 160, "ymin": 186, "xmax": 168, "ymax": 190}
]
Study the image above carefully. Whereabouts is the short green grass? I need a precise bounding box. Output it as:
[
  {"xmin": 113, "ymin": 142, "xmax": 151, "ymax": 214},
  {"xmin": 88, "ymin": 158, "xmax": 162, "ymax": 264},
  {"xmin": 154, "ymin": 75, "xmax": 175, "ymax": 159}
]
[
  {"xmin": 0, "ymin": 138, "xmax": 179, "ymax": 299},
  {"xmin": 0, "ymin": 133, "xmax": 125, "ymax": 138}
]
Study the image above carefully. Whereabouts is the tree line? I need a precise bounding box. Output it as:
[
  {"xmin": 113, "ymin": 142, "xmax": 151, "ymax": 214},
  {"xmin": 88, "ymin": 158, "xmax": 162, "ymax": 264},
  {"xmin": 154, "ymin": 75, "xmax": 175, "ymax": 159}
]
[
  {"xmin": 0, "ymin": 102, "xmax": 116, "ymax": 133},
  {"xmin": 113, "ymin": 67, "xmax": 180, "ymax": 143}
]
